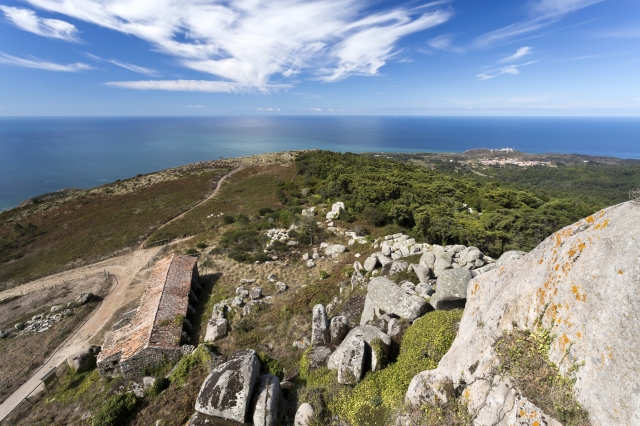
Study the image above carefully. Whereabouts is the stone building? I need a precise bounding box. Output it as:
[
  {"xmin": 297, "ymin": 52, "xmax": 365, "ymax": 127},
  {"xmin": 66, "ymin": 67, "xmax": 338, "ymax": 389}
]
[{"xmin": 97, "ymin": 254, "xmax": 199, "ymax": 377}]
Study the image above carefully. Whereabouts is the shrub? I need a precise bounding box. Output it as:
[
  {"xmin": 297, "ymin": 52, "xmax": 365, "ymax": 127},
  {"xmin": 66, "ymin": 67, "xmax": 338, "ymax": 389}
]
[
  {"xmin": 222, "ymin": 215, "xmax": 235, "ymax": 224},
  {"xmin": 196, "ymin": 242, "xmax": 207, "ymax": 249},
  {"xmin": 185, "ymin": 248, "xmax": 198, "ymax": 255},
  {"xmin": 258, "ymin": 207, "xmax": 274, "ymax": 216},
  {"xmin": 342, "ymin": 265, "xmax": 355, "ymax": 278},
  {"xmin": 169, "ymin": 346, "xmax": 212, "ymax": 386},
  {"xmin": 257, "ymin": 351, "xmax": 284, "ymax": 380},
  {"xmin": 297, "ymin": 232, "xmax": 312, "ymax": 245},
  {"xmin": 228, "ymin": 250, "xmax": 250, "ymax": 263},
  {"xmin": 362, "ymin": 206, "xmax": 387, "ymax": 226},
  {"xmin": 92, "ymin": 392, "xmax": 138, "ymax": 426},
  {"xmin": 318, "ymin": 270, "xmax": 329, "ymax": 280},
  {"xmin": 253, "ymin": 253, "xmax": 271, "ymax": 263},
  {"xmin": 234, "ymin": 213, "xmax": 250, "ymax": 224}
]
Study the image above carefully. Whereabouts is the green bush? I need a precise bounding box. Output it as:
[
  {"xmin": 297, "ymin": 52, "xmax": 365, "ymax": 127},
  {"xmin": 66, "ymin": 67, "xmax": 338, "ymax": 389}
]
[
  {"xmin": 222, "ymin": 215, "xmax": 235, "ymax": 224},
  {"xmin": 270, "ymin": 240, "xmax": 288, "ymax": 252},
  {"xmin": 234, "ymin": 213, "xmax": 249, "ymax": 224},
  {"xmin": 253, "ymin": 253, "xmax": 271, "ymax": 263},
  {"xmin": 297, "ymin": 232, "xmax": 312, "ymax": 245},
  {"xmin": 318, "ymin": 270, "xmax": 329, "ymax": 280},
  {"xmin": 185, "ymin": 248, "xmax": 198, "ymax": 255},
  {"xmin": 342, "ymin": 265, "xmax": 355, "ymax": 278},
  {"xmin": 257, "ymin": 351, "xmax": 284, "ymax": 380},
  {"xmin": 93, "ymin": 392, "xmax": 138, "ymax": 426},
  {"xmin": 258, "ymin": 207, "xmax": 274, "ymax": 216},
  {"xmin": 196, "ymin": 242, "xmax": 207, "ymax": 249}
]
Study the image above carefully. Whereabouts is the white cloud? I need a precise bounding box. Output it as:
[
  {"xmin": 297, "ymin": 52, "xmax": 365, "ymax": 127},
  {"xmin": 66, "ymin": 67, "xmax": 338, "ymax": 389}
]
[
  {"xmin": 106, "ymin": 59, "xmax": 159, "ymax": 77},
  {"xmin": 24, "ymin": 0, "xmax": 451, "ymax": 90},
  {"xmin": 105, "ymin": 79, "xmax": 290, "ymax": 93},
  {"xmin": 476, "ymin": 61, "xmax": 537, "ymax": 80},
  {"xmin": 427, "ymin": 33, "xmax": 463, "ymax": 53},
  {"xmin": 310, "ymin": 108, "xmax": 322, "ymax": 111},
  {"xmin": 500, "ymin": 46, "xmax": 533, "ymax": 62},
  {"xmin": 473, "ymin": 0, "xmax": 603, "ymax": 47},
  {"xmin": 0, "ymin": 52, "xmax": 91, "ymax": 71},
  {"xmin": 0, "ymin": 6, "xmax": 79, "ymax": 42}
]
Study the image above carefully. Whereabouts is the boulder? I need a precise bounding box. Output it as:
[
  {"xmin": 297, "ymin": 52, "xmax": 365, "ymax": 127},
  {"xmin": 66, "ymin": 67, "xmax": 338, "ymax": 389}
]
[
  {"xmin": 67, "ymin": 346, "xmax": 101, "ymax": 373},
  {"xmin": 14, "ymin": 323, "xmax": 24, "ymax": 330},
  {"xmin": 0, "ymin": 329, "xmax": 11, "ymax": 338},
  {"xmin": 495, "ymin": 250, "xmax": 527, "ymax": 268},
  {"xmin": 250, "ymin": 287, "xmax": 263, "ymax": 300},
  {"xmin": 267, "ymin": 273, "xmax": 277, "ymax": 282},
  {"xmin": 337, "ymin": 337, "xmax": 365, "ymax": 385},
  {"xmin": 275, "ymin": 282, "xmax": 288, "ymax": 293},
  {"xmin": 240, "ymin": 278, "xmax": 256, "ymax": 285},
  {"xmin": 311, "ymin": 304, "xmax": 329, "ymax": 346},
  {"xmin": 429, "ymin": 268, "xmax": 473, "ymax": 310},
  {"xmin": 387, "ymin": 318, "xmax": 402, "ymax": 340},
  {"xmin": 363, "ymin": 256, "xmax": 379, "ymax": 272},
  {"xmin": 389, "ymin": 260, "xmax": 409, "ymax": 275},
  {"xmin": 405, "ymin": 370, "xmax": 455, "ymax": 407},
  {"xmin": 328, "ymin": 325, "xmax": 391, "ymax": 373},
  {"xmin": 326, "ymin": 201, "xmax": 345, "ymax": 220},
  {"xmin": 411, "ymin": 264, "xmax": 431, "ymax": 283},
  {"xmin": 359, "ymin": 294, "xmax": 376, "ymax": 325},
  {"xmin": 329, "ymin": 316, "xmax": 349, "ymax": 346},
  {"xmin": 306, "ymin": 259, "xmax": 316, "ymax": 268},
  {"xmin": 350, "ymin": 268, "xmax": 367, "ymax": 289},
  {"xmin": 76, "ymin": 293, "xmax": 94, "ymax": 305},
  {"xmin": 325, "ymin": 244, "xmax": 346, "ymax": 256},
  {"xmin": 400, "ymin": 281, "xmax": 417, "ymax": 296},
  {"xmin": 463, "ymin": 248, "xmax": 483, "ymax": 263},
  {"xmin": 251, "ymin": 374, "xmax": 280, "ymax": 426},
  {"xmin": 235, "ymin": 286, "xmax": 245, "ymax": 295},
  {"xmin": 306, "ymin": 346, "xmax": 332, "ymax": 369},
  {"xmin": 294, "ymin": 403, "xmax": 314, "ymax": 426},
  {"xmin": 204, "ymin": 318, "xmax": 228, "ymax": 342},
  {"xmin": 50, "ymin": 305, "xmax": 65, "ymax": 313},
  {"xmin": 420, "ymin": 251, "xmax": 436, "ymax": 270},
  {"xmin": 367, "ymin": 277, "xmax": 430, "ymax": 321},
  {"xmin": 433, "ymin": 256, "xmax": 452, "ymax": 276},
  {"xmin": 406, "ymin": 203, "xmax": 640, "ymax": 425},
  {"xmin": 195, "ymin": 349, "xmax": 260, "ymax": 423},
  {"xmin": 415, "ymin": 282, "xmax": 434, "ymax": 299}
]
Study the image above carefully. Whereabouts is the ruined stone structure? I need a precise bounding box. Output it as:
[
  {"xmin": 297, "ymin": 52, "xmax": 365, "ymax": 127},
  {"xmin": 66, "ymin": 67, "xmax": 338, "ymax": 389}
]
[{"xmin": 97, "ymin": 254, "xmax": 199, "ymax": 377}]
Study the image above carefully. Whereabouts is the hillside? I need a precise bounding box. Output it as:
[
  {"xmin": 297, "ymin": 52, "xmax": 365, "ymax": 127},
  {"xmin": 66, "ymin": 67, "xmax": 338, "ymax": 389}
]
[{"xmin": 1, "ymin": 150, "xmax": 638, "ymax": 426}]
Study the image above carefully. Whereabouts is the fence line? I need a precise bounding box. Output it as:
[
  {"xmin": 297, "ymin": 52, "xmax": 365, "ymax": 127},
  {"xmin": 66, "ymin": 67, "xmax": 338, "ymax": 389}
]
[{"xmin": 0, "ymin": 270, "xmax": 113, "ymax": 391}]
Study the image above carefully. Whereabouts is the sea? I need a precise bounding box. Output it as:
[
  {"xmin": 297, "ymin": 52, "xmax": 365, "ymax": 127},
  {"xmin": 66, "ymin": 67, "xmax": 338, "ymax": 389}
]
[{"xmin": 1, "ymin": 116, "xmax": 639, "ymax": 211}]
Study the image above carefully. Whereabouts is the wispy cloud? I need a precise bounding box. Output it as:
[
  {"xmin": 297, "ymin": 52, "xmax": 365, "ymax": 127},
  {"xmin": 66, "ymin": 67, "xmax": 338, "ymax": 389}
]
[
  {"xmin": 25, "ymin": 0, "xmax": 452, "ymax": 91},
  {"xmin": 87, "ymin": 54, "xmax": 159, "ymax": 76},
  {"xmin": 0, "ymin": 6, "xmax": 79, "ymax": 42},
  {"xmin": 104, "ymin": 80, "xmax": 291, "ymax": 93},
  {"xmin": 427, "ymin": 33, "xmax": 463, "ymax": 53},
  {"xmin": 500, "ymin": 46, "xmax": 533, "ymax": 63},
  {"xmin": 477, "ymin": 61, "xmax": 537, "ymax": 80},
  {"xmin": 0, "ymin": 52, "xmax": 91, "ymax": 71},
  {"xmin": 473, "ymin": 0, "xmax": 603, "ymax": 47}
]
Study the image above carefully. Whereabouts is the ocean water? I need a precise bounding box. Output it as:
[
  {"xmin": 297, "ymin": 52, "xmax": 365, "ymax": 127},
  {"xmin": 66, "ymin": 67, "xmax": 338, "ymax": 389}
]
[{"xmin": 1, "ymin": 116, "xmax": 639, "ymax": 211}]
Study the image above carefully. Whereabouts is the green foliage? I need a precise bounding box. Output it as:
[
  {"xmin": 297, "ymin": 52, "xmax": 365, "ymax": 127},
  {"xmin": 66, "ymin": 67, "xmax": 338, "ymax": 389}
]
[
  {"xmin": 294, "ymin": 151, "xmax": 605, "ymax": 257},
  {"xmin": 222, "ymin": 215, "xmax": 235, "ymax": 224},
  {"xmin": 342, "ymin": 265, "xmax": 355, "ymax": 278},
  {"xmin": 169, "ymin": 346, "xmax": 212, "ymax": 386},
  {"xmin": 195, "ymin": 242, "xmax": 207, "ymax": 249},
  {"xmin": 318, "ymin": 270, "xmax": 329, "ymax": 280},
  {"xmin": 144, "ymin": 377, "xmax": 169, "ymax": 398},
  {"xmin": 258, "ymin": 207, "xmax": 274, "ymax": 216},
  {"xmin": 92, "ymin": 392, "xmax": 138, "ymax": 426},
  {"xmin": 297, "ymin": 310, "xmax": 463, "ymax": 425},
  {"xmin": 495, "ymin": 329, "xmax": 590, "ymax": 426},
  {"xmin": 257, "ymin": 351, "xmax": 285, "ymax": 380},
  {"xmin": 185, "ymin": 248, "xmax": 198, "ymax": 255}
]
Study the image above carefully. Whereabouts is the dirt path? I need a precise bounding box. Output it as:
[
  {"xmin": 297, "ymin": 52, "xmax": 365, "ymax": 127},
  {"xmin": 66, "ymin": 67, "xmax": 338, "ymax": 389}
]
[
  {"xmin": 0, "ymin": 245, "xmax": 161, "ymax": 421},
  {"xmin": 138, "ymin": 164, "xmax": 245, "ymax": 250}
]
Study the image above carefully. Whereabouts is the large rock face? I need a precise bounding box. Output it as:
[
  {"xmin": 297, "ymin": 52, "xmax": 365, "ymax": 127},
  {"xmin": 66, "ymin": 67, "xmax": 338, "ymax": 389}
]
[
  {"xmin": 367, "ymin": 277, "xmax": 430, "ymax": 321},
  {"xmin": 406, "ymin": 203, "xmax": 640, "ymax": 425},
  {"xmin": 195, "ymin": 349, "xmax": 260, "ymax": 423}
]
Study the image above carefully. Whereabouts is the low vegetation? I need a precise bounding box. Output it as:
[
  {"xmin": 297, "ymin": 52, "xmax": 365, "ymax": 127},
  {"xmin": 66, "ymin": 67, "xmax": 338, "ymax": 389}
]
[{"xmin": 494, "ymin": 328, "xmax": 590, "ymax": 426}]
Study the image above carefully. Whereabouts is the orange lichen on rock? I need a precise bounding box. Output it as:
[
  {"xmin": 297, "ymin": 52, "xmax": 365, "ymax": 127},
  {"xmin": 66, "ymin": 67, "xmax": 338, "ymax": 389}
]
[{"xmin": 558, "ymin": 334, "xmax": 571, "ymax": 353}]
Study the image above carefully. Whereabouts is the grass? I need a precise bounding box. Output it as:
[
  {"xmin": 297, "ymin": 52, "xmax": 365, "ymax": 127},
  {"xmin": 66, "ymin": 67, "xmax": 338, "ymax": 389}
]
[
  {"xmin": 494, "ymin": 328, "xmax": 590, "ymax": 426},
  {"xmin": 0, "ymin": 168, "xmax": 229, "ymax": 289},
  {"xmin": 147, "ymin": 164, "xmax": 296, "ymax": 244}
]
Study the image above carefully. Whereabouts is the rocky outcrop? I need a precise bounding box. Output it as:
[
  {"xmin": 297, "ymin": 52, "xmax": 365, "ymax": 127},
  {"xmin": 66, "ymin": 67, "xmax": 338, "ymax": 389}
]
[
  {"xmin": 195, "ymin": 349, "xmax": 260, "ymax": 423},
  {"xmin": 311, "ymin": 304, "xmax": 330, "ymax": 346},
  {"xmin": 326, "ymin": 202, "xmax": 345, "ymax": 220},
  {"xmin": 328, "ymin": 325, "xmax": 391, "ymax": 380},
  {"xmin": 204, "ymin": 318, "xmax": 228, "ymax": 342},
  {"xmin": 429, "ymin": 268, "xmax": 473, "ymax": 310},
  {"xmin": 406, "ymin": 203, "xmax": 640, "ymax": 425}
]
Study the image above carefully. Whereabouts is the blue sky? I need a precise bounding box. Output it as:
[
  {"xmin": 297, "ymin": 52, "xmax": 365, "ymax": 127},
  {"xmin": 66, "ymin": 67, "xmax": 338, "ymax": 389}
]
[{"xmin": 0, "ymin": 0, "xmax": 638, "ymax": 116}]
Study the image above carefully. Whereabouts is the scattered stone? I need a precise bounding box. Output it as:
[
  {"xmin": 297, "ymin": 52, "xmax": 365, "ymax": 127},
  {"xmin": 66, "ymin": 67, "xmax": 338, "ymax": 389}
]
[
  {"xmin": 14, "ymin": 323, "xmax": 24, "ymax": 330},
  {"xmin": 0, "ymin": 330, "xmax": 11, "ymax": 338},
  {"xmin": 307, "ymin": 346, "xmax": 332, "ymax": 369},
  {"xmin": 406, "ymin": 370, "xmax": 455, "ymax": 407},
  {"xmin": 311, "ymin": 305, "xmax": 330, "ymax": 346},
  {"xmin": 325, "ymin": 244, "xmax": 346, "ymax": 256},
  {"xmin": 77, "ymin": 293, "xmax": 94, "ymax": 305},
  {"xmin": 363, "ymin": 256, "xmax": 379, "ymax": 272},
  {"xmin": 294, "ymin": 403, "xmax": 314, "ymax": 426},
  {"xmin": 267, "ymin": 273, "xmax": 278, "ymax": 282},
  {"xmin": 389, "ymin": 260, "xmax": 409, "ymax": 275},
  {"xmin": 67, "ymin": 346, "xmax": 101, "ymax": 373},
  {"xmin": 204, "ymin": 318, "xmax": 228, "ymax": 342},
  {"xmin": 387, "ymin": 318, "xmax": 402, "ymax": 340},
  {"xmin": 50, "ymin": 305, "xmax": 65, "ymax": 313},
  {"xmin": 195, "ymin": 349, "xmax": 260, "ymax": 423},
  {"xmin": 302, "ymin": 253, "xmax": 309, "ymax": 261},
  {"xmin": 236, "ymin": 286, "xmax": 245, "ymax": 295},
  {"xmin": 306, "ymin": 259, "xmax": 316, "ymax": 268},
  {"xmin": 329, "ymin": 316, "xmax": 348, "ymax": 346},
  {"xmin": 240, "ymin": 279, "xmax": 256, "ymax": 285},
  {"xmin": 275, "ymin": 282, "xmax": 288, "ymax": 293},
  {"xmin": 250, "ymin": 287, "xmax": 263, "ymax": 300},
  {"xmin": 400, "ymin": 281, "xmax": 417, "ymax": 296},
  {"xmin": 231, "ymin": 296, "xmax": 244, "ymax": 308},
  {"xmin": 415, "ymin": 282, "xmax": 434, "ymax": 299},
  {"xmin": 251, "ymin": 374, "xmax": 280, "ymax": 426},
  {"xmin": 293, "ymin": 336, "xmax": 311, "ymax": 350},
  {"xmin": 329, "ymin": 325, "xmax": 391, "ymax": 374},
  {"xmin": 326, "ymin": 201, "xmax": 345, "ymax": 220}
]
